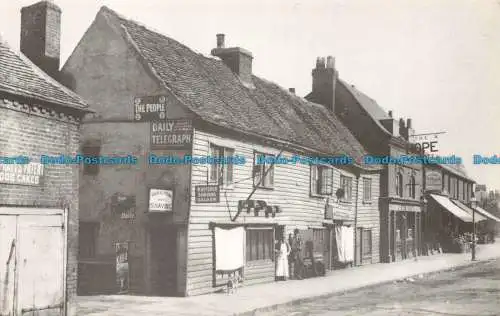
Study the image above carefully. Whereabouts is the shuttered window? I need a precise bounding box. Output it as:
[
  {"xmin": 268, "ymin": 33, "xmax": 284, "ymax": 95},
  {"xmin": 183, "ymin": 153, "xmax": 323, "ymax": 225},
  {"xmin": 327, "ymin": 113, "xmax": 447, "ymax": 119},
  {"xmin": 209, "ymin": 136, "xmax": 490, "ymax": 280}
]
[
  {"xmin": 362, "ymin": 229, "xmax": 372, "ymax": 260},
  {"xmin": 209, "ymin": 144, "xmax": 234, "ymax": 186},
  {"xmin": 246, "ymin": 229, "xmax": 273, "ymax": 262},
  {"xmin": 311, "ymin": 166, "xmax": 333, "ymax": 196},
  {"xmin": 340, "ymin": 175, "xmax": 353, "ymax": 201}
]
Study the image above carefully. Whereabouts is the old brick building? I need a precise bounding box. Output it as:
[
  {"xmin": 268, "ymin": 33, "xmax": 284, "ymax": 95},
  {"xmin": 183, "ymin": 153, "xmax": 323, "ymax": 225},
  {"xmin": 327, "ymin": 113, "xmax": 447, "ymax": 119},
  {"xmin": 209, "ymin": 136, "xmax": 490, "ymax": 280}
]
[
  {"xmin": 0, "ymin": 1, "xmax": 92, "ymax": 315},
  {"xmin": 61, "ymin": 6, "xmax": 383, "ymax": 296},
  {"xmin": 306, "ymin": 59, "xmax": 424, "ymax": 263}
]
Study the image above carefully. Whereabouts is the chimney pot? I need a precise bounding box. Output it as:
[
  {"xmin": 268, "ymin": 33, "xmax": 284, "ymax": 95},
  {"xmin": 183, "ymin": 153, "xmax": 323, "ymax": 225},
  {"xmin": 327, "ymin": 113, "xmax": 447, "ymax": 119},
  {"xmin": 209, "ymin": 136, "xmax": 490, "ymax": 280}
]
[
  {"xmin": 388, "ymin": 110, "xmax": 393, "ymax": 118},
  {"xmin": 216, "ymin": 33, "xmax": 225, "ymax": 48},
  {"xmin": 326, "ymin": 56, "xmax": 335, "ymax": 69},
  {"xmin": 406, "ymin": 118, "xmax": 412, "ymax": 129},
  {"xmin": 316, "ymin": 57, "xmax": 326, "ymax": 69},
  {"xmin": 289, "ymin": 88, "xmax": 295, "ymax": 94}
]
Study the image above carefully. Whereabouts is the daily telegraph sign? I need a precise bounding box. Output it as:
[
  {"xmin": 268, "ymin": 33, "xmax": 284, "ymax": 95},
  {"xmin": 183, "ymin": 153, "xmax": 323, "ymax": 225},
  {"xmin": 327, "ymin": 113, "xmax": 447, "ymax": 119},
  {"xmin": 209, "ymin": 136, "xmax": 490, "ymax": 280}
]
[
  {"xmin": 150, "ymin": 119, "xmax": 193, "ymax": 150},
  {"xmin": 134, "ymin": 95, "xmax": 167, "ymax": 121}
]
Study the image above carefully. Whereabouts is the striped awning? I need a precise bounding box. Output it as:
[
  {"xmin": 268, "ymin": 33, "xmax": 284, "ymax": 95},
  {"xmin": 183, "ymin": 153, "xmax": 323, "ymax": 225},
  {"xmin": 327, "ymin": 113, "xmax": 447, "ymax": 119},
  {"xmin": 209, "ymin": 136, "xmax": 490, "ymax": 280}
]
[
  {"xmin": 475, "ymin": 206, "xmax": 500, "ymax": 223},
  {"xmin": 429, "ymin": 194, "xmax": 473, "ymax": 223},
  {"xmin": 452, "ymin": 200, "xmax": 487, "ymax": 222}
]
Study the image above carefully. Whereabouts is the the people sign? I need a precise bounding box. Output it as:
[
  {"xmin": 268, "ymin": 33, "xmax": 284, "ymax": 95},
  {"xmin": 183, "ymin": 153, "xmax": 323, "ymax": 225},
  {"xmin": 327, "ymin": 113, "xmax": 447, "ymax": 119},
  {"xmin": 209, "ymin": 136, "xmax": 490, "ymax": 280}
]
[
  {"xmin": 134, "ymin": 95, "xmax": 167, "ymax": 121},
  {"xmin": 148, "ymin": 189, "xmax": 173, "ymax": 212}
]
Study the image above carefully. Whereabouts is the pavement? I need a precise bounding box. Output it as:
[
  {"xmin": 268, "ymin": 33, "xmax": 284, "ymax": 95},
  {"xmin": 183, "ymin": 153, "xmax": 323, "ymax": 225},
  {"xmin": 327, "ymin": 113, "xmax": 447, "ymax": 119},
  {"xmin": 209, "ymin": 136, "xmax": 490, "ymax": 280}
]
[{"xmin": 76, "ymin": 242, "xmax": 500, "ymax": 316}]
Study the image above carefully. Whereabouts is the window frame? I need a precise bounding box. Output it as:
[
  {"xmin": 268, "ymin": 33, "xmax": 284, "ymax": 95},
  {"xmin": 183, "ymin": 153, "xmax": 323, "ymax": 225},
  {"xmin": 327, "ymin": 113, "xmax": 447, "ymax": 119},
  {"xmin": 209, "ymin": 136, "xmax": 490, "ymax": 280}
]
[
  {"xmin": 363, "ymin": 177, "xmax": 372, "ymax": 202},
  {"xmin": 245, "ymin": 228, "xmax": 274, "ymax": 263},
  {"xmin": 209, "ymin": 143, "xmax": 235, "ymax": 188},
  {"xmin": 396, "ymin": 171, "xmax": 404, "ymax": 197},
  {"xmin": 78, "ymin": 221, "xmax": 100, "ymax": 259},
  {"xmin": 253, "ymin": 151, "xmax": 275, "ymax": 189},
  {"xmin": 82, "ymin": 141, "xmax": 101, "ymax": 176},
  {"xmin": 310, "ymin": 165, "xmax": 333, "ymax": 197},
  {"xmin": 360, "ymin": 228, "xmax": 373, "ymax": 263},
  {"xmin": 410, "ymin": 175, "xmax": 416, "ymax": 199},
  {"xmin": 340, "ymin": 174, "xmax": 353, "ymax": 202}
]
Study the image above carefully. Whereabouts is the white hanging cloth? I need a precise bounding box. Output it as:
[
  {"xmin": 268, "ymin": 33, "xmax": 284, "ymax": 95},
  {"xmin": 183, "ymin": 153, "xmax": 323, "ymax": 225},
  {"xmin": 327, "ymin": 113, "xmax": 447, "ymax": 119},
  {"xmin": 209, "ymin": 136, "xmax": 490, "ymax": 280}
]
[
  {"xmin": 214, "ymin": 227, "xmax": 245, "ymax": 271},
  {"xmin": 343, "ymin": 226, "xmax": 355, "ymax": 263},
  {"xmin": 335, "ymin": 225, "xmax": 345, "ymax": 262}
]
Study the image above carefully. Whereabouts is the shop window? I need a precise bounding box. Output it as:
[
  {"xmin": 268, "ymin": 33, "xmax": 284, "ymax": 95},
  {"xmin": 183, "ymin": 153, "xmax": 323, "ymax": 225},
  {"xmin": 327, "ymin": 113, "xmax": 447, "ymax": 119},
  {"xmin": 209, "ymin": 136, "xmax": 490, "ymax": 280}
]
[
  {"xmin": 361, "ymin": 229, "xmax": 372, "ymax": 261},
  {"xmin": 410, "ymin": 176, "xmax": 416, "ymax": 199},
  {"xmin": 253, "ymin": 152, "xmax": 274, "ymax": 189},
  {"xmin": 396, "ymin": 172, "xmax": 403, "ymax": 197},
  {"xmin": 246, "ymin": 229, "xmax": 273, "ymax": 262},
  {"xmin": 82, "ymin": 141, "xmax": 101, "ymax": 175},
  {"xmin": 340, "ymin": 175, "xmax": 353, "ymax": 202},
  {"xmin": 311, "ymin": 165, "xmax": 333, "ymax": 196},
  {"xmin": 363, "ymin": 177, "xmax": 372, "ymax": 201},
  {"xmin": 79, "ymin": 222, "xmax": 99, "ymax": 259},
  {"xmin": 209, "ymin": 144, "xmax": 234, "ymax": 186}
]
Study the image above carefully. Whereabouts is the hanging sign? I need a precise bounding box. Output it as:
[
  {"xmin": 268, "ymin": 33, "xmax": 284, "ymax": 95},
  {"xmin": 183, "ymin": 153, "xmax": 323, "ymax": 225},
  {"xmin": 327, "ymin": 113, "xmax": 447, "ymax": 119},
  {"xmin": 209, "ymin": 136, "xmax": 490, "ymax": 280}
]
[
  {"xmin": 115, "ymin": 242, "xmax": 130, "ymax": 293},
  {"xmin": 150, "ymin": 119, "xmax": 193, "ymax": 150},
  {"xmin": 409, "ymin": 132, "xmax": 444, "ymax": 154},
  {"xmin": 148, "ymin": 189, "xmax": 173, "ymax": 212},
  {"xmin": 195, "ymin": 185, "xmax": 220, "ymax": 203},
  {"xmin": 0, "ymin": 162, "xmax": 44, "ymax": 186},
  {"xmin": 134, "ymin": 95, "xmax": 167, "ymax": 121},
  {"xmin": 425, "ymin": 170, "xmax": 442, "ymax": 192}
]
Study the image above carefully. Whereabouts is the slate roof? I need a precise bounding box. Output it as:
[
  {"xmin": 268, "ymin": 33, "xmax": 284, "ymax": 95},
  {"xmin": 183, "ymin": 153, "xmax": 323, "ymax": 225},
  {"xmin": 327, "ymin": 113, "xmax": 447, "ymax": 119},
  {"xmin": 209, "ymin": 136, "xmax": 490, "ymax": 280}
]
[
  {"xmin": 0, "ymin": 36, "xmax": 90, "ymax": 111},
  {"xmin": 100, "ymin": 7, "xmax": 379, "ymax": 170}
]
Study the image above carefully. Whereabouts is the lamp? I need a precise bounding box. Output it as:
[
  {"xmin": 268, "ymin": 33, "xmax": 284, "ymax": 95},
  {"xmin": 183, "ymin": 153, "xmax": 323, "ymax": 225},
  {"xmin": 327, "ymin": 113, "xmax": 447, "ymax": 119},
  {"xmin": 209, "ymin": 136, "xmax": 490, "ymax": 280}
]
[{"xmin": 470, "ymin": 196, "xmax": 478, "ymax": 261}]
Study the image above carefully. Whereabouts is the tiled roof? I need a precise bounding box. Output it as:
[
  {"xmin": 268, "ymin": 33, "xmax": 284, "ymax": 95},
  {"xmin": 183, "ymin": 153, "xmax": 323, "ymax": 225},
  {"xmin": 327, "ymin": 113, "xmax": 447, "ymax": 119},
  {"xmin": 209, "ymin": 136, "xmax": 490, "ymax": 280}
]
[
  {"xmin": 101, "ymin": 7, "xmax": 379, "ymax": 170},
  {"xmin": 0, "ymin": 36, "xmax": 90, "ymax": 111}
]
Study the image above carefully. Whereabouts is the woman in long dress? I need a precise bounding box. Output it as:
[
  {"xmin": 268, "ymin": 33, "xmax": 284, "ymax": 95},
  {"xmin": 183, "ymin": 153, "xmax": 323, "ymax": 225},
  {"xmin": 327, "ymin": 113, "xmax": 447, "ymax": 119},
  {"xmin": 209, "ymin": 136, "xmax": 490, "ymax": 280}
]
[{"xmin": 275, "ymin": 237, "xmax": 290, "ymax": 281}]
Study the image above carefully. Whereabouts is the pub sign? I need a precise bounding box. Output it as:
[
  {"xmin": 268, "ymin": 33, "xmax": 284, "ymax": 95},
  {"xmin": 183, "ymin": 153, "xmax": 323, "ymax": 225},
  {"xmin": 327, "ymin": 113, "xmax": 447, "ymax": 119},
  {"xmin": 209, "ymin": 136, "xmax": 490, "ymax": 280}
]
[
  {"xmin": 150, "ymin": 119, "xmax": 193, "ymax": 150},
  {"xmin": 134, "ymin": 95, "xmax": 167, "ymax": 121},
  {"xmin": 148, "ymin": 189, "xmax": 173, "ymax": 212},
  {"xmin": 195, "ymin": 185, "xmax": 220, "ymax": 203},
  {"xmin": 0, "ymin": 162, "xmax": 44, "ymax": 186},
  {"xmin": 425, "ymin": 170, "xmax": 442, "ymax": 192}
]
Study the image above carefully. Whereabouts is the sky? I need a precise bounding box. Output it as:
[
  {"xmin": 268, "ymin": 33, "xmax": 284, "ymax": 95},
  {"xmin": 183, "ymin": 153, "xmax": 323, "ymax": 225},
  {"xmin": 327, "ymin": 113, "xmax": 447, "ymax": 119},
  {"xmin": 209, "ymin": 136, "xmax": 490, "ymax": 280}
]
[{"xmin": 1, "ymin": 0, "xmax": 499, "ymax": 190}]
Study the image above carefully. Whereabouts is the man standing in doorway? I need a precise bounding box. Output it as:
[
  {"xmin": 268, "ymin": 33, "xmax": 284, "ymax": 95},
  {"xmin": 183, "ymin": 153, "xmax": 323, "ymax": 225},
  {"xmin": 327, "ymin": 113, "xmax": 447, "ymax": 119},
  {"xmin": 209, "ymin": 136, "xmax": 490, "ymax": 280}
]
[{"xmin": 291, "ymin": 229, "xmax": 304, "ymax": 280}]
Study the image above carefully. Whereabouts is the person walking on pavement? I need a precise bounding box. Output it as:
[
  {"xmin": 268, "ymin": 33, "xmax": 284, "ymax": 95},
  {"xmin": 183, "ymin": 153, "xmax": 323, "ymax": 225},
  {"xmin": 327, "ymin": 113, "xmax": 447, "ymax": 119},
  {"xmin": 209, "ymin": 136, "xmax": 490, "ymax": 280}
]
[
  {"xmin": 292, "ymin": 228, "xmax": 304, "ymax": 279},
  {"xmin": 275, "ymin": 236, "xmax": 291, "ymax": 281}
]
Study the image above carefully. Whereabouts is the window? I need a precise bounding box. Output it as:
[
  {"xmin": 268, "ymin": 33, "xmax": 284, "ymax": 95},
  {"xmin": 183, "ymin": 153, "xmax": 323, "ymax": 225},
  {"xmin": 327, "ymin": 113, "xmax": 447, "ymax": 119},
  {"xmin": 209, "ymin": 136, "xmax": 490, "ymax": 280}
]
[
  {"xmin": 209, "ymin": 144, "xmax": 234, "ymax": 186},
  {"xmin": 311, "ymin": 165, "xmax": 333, "ymax": 195},
  {"xmin": 410, "ymin": 176, "xmax": 416, "ymax": 199},
  {"xmin": 443, "ymin": 174, "xmax": 449, "ymax": 192},
  {"xmin": 361, "ymin": 229, "xmax": 372, "ymax": 262},
  {"xmin": 396, "ymin": 172, "xmax": 403, "ymax": 197},
  {"xmin": 82, "ymin": 141, "xmax": 101, "ymax": 175},
  {"xmin": 363, "ymin": 177, "xmax": 372, "ymax": 201},
  {"xmin": 340, "ymin": 175, "xmax": 353, "ymax": 202},
  {"xmin": 246, "ymin": 229, "xmax": 273, "ymax": 262},
  {"xmin": 253, "ymin": 152, "xmax": 275, "ymax": 188},
  {"xmin": 79, "ymin": 222, "xmax": 99, "ymax": 259}
]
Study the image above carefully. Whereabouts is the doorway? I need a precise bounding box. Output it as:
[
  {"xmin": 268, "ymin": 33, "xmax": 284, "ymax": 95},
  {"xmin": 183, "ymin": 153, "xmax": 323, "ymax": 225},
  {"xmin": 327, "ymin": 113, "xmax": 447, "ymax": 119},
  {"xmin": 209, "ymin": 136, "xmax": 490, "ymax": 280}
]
[{"xmin": 148, "ymin": 226, "xmax": 177, "ymax": 296}]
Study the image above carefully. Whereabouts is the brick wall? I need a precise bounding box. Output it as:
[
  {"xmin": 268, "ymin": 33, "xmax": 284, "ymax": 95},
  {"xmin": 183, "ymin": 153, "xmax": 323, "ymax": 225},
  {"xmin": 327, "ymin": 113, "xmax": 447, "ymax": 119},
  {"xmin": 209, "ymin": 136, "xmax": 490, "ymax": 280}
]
[{"xmin": 0, "ymin": 97, "xmax": 81, "ymax": 314}]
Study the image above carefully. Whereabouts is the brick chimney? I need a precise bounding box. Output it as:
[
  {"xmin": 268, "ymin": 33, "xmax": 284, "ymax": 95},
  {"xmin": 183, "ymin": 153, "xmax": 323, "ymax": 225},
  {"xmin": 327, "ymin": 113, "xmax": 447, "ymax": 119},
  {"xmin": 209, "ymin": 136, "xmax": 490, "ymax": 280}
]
[
  {"xmin": 20, "ymin": 1, "xmax": 62, "ymax": 80},
  {"xmin": 379, "ymin": 110, "xmax": 400, "ymax": 137},
  {"xmin": 307, "ymin": 56, "xmax": 338, "ymax": 112},
  {"xmin": 211, "ymin": 34, "xmax": 254, "ymax": 87}
]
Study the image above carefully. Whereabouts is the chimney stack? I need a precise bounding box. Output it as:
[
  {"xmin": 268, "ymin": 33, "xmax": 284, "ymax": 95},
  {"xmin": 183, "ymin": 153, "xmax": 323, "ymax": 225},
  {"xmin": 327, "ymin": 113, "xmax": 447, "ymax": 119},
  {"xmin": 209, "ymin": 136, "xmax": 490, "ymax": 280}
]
[
  {"xmin": 211, "ymin": 34, "xmax": 253, "ymax": 87},
  {"xmin": 20, "ymin": 1, "xmax": 62, "ymax": 80},
  {"xmin": 306, "ymin": 55, "xmax": 338, "ymax": 112},
  {"xmin": 388, "ymin": 110, "xmax": 393, "ymax": 118},
  {"xmin": 289, "ymin": 88, "xmax": 295, "ymax": 94}
]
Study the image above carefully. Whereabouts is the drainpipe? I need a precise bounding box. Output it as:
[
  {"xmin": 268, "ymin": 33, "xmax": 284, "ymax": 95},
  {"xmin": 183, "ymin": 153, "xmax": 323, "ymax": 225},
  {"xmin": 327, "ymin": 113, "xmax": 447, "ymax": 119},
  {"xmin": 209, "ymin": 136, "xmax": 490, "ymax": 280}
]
[{"xmin": 353, "ymin": 172, "xmax": 360, "ymax": 266}]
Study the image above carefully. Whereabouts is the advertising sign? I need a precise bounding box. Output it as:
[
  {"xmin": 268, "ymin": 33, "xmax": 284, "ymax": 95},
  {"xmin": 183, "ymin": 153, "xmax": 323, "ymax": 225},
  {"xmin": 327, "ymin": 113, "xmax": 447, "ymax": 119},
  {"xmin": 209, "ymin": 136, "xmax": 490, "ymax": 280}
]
[
  {"xmin": 150, "ymin": 119, "xmax": 193, "ymax": 150},
  {"xmin": 115, "ymin": 242, "xmax": 130, "ymax": 294},
  {"xmin": 134, "ymin": 95, "xmax": 167, "ymax": 121},
  {"xmin": 0, "ymin": 162, "xmax": 44, "ymax": 186},
  {"xmin": 409, "ymin": 132, "xmax": 444, "ymax": 154},
  {"xmin": 425, "ymin": 170, "xmax": 443, "ymax": 192},
  {"xmin": 148, "ymin": 189, "xmax": 173, "ymax": 212},
  {"xmin": 195, "ymin": 185, "xmax": 220, "ymax": 203}
]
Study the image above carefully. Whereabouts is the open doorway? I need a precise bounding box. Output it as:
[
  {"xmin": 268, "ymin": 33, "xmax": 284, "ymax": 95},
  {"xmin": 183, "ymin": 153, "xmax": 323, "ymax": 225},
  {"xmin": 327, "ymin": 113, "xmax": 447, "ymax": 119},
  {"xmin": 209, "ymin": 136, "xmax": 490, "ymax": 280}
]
[{"xmin": 148, "ymin": 226, "xmax": 177, "ymax": 296}]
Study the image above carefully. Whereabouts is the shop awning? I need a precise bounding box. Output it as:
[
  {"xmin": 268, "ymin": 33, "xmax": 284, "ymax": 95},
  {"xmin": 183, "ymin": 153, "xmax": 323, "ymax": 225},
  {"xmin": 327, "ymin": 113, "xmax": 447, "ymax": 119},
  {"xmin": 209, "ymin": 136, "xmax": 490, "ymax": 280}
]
[
  {"xmin": 451, "ymin": 200, "xmax": 487, "ymax": 222},
  {"xmin": 429, "ymin": 194, "xmax": 473, "ymax": 223},
  {"xmin": 474, "ymin": 206, "xmax": 500, "ymax": 223}
]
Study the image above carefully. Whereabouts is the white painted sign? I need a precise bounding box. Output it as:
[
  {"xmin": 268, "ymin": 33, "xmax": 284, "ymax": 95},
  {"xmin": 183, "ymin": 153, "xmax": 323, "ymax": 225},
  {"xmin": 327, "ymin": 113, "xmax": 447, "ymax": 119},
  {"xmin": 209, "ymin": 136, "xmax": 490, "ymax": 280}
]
[
  {"xmin": 148, "ymin": 189, "xmax": 173, "ymax": 212},
  {"xmin": 0, "ymin": 162, "xmax": 44, "ymax": 186},
  {"xmin": 409, "ymin": 132, "xmax": 443, "ymax": 154}
]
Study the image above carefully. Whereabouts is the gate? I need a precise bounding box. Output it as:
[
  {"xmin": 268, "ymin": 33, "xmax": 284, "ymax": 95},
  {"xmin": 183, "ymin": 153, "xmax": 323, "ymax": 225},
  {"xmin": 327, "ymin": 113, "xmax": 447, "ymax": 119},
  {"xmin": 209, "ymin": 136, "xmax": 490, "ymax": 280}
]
[{"xmin": 0, "ymin": 208, "xmax": 66, "ymax": 316}]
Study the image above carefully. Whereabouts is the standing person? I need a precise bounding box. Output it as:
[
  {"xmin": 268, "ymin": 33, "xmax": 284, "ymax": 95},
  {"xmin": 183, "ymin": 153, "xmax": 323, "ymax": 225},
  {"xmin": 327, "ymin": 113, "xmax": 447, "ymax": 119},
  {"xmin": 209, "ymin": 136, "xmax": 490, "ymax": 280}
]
[
  {"xmin": 275, "ymin": 237, "xmax": 290, "ymax": 281},
  {"xmin": 292, "ymin": 229, "xmax": 304, "ymax": 280},
  {"xmin": 288, "ymin": 233, "xmax": 294, "ymax": 278}
]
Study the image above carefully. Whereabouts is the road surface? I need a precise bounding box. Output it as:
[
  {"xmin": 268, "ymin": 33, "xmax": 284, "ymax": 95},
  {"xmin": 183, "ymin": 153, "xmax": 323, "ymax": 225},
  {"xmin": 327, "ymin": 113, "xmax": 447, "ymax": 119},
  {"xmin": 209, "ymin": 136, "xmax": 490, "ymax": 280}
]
[{"xmin": 263, "ymin": 258, "xmax": 500, "ymax": 316}]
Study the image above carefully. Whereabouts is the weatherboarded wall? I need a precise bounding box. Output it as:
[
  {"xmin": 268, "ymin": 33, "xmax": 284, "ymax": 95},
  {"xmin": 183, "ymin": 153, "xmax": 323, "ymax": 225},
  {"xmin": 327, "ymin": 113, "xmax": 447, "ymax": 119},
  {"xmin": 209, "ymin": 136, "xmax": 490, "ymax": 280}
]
[{"xmin": 186, "ymin": 127, "xmax": 380, "ymax": 295}]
